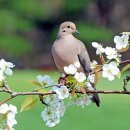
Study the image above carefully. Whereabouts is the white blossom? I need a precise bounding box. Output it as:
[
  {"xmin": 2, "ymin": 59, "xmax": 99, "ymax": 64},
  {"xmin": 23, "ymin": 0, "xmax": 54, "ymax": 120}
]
[
  {"xmin": 54, "ymin": 101, "xmax": 66, "ymax": 117},
  {"xmin": 74, "ymin": 72, "xmax": 86, "ymax": 82},
  {"xmin": 0, "ymin": 104, "xmax": 17, "ymax": 129},
  {"xmin": 76, "ymin": 96, "xmax": 83, "ymax": 106},
  {"xmin": 83, "ymin": 95, "xmax": 92, "ymax": 106},
  {"xmin": 90, "ymin": 60, "xmax": 98, "ymax": 69},
  {"xmin": 74, "ymin": 61, "xmax": 80, "ymax": 68},
  {"xmin": 0, "ymin": 59, "xmax": 14, "ymax": 76},
  {"xmin": 37, "ymin": 75, "xmax": 43, "ymax": 83},
  {"xmin": 114, "ymin": 34, "xmax": 129, "ymax": 50},
  {"xmin": 92, "ymin": 42, "xmax": 105, "ymax": 55},
  {"xmin": 102, "ymin": 62, "xmax": 120, "ymax": 81},
  {"xmin": 0, "ymin": 104, "xmax": 9, "ymax": 114},
  {"xmin": 7, "ymin": 118, "xmax": 17, "ymax": 129},
  {"xmin": 105, "ymin": 47, "xmax": 118, "ymax": 59},
  {"xmin": 37, "ymin": 75, "xmax": 53, "ymax": 86},
  {"xmin": 0, "ymin": 70, "xmax": 4, "ymax": 81},
  {"xmin": 87, "ymin": 74, "xmax": 95, "ymax": 83},
  {"xmin": 85, "ymin": 82, "xmax": 92, "ymax": 87},
  {"xmin": 54, "ymin": 86, "xmax": 69, "ymax": 100},
  {"xmin": 7, "ymin": 112, "xmax": 15, "ymax": 120},
  {"xmin": 64, "ymin": 64, "xmax": 77, "ymax": 75},
  {"xmin": 76, "ymin": 95, "xmax": 92, "ymax": 108},
  {"xmin": 8, "ymin": 104, "xmax": 17, "ymax": 114},
  {"xmin": 87, "ymin": 86, "xmax": 94, "ymax": 91},
  {"xmin": 41, "ymin": 107, "xmax": 55, "ymax": 122},
  {"xmin": 41, "ymin": 104, "xmax": 62, "ymax": 127},
  {"xmin": 46, "ymin": 117, "xmax": 60, "ymax": 127},
  {"xmin": 85, "ymin": 81, "xmax": 94, "ymax": 90},
  {"xmin": 44, "ymin": 94, "xmax": 59, "ymax": 105}
]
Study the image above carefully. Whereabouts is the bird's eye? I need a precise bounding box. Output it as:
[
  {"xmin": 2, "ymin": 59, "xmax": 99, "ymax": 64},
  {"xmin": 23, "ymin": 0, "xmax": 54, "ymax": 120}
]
[
  {"xmin": 67, "ymin": 26, "xmax": 70, "ymax": 28},
  {"xmin": 63, "ymin": 30, "xmax": 66, "ymax": 32}
]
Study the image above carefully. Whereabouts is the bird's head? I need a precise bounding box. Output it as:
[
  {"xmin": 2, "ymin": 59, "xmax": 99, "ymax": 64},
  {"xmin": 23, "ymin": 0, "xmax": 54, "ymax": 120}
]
[{"xmin": 58, "ymin": 21, "xmax": 79, "ymax": 37}]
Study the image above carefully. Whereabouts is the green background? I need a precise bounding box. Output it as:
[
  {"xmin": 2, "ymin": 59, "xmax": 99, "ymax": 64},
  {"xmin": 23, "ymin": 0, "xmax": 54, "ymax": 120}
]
[{"xmin": 1, "ymin": 70, "xmax": 130, "ymax": 130}]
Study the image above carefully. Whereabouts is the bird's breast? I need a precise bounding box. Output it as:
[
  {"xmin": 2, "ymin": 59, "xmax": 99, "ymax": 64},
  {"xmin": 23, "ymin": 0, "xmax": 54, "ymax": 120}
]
[{"xmin": 52, "ymin": 38, "xmax": 80, "ymax": 72}]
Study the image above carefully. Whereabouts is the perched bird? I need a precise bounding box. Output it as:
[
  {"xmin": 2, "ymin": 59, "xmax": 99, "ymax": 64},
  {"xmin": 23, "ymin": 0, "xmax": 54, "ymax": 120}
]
[{"xmin": 52, "ymin": 21, "xmax": 100, "ymax": 107}]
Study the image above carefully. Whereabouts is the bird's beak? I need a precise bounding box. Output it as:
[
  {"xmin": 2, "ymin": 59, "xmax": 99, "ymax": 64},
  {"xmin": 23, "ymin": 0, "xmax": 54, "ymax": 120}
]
[{"xmin": 75, "ymin": 30, "xmax": 80, "ymax": 34}]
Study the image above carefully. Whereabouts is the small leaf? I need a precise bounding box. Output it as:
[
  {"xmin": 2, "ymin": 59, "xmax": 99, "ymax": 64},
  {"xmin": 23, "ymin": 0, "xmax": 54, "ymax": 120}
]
[
  {"xmin": 37, "ymin": 88, "xmax": 47, "ymax": 93},
  {"xmin": 93, "ymin": 65, "xmax": 103, "ymax": 72},
  {"xmin": 121, "ymin": 64, "xmax": 130, "ymax": 73},
  {"xmin": 116, "ymin": 45, "xmax": 129, "ymax": 52},
  {"xmin": 0, "ymin": 81, "xmax": 4, "ymax": 88},
  {"xmin": 0, "ymin": 82, "xmax": 3, "ymax": 88},
  {"xmin": 2, "ymin": 113, "xmax": 7, "ymax": 120},
  {"xmin": 20, "ymin": 95, "xmax": 38, "ymax": 112},
  {"xmin": 66, "ymin": 75, "xmax": 76, "ymax": 84},
  {"xmin": 100, "ymin": 54, "xmax": 105, "ymax": 64},
  {"xmin": 31, "ymin": 80, "xmax": 42, "ymax": 87},
  {"xmin": 94, "ymin": 71, "xmax": 100, "ymax": 86},
  {"xmin": 117, "ymin": 72, "xmax": 121, "ymax": 79}
]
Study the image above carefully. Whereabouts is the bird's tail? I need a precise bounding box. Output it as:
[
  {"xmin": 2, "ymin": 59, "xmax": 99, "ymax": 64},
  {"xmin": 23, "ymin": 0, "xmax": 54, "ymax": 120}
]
[{"xmin": 92, "ymin": 93, "xmax": 100, "ymax": 107}]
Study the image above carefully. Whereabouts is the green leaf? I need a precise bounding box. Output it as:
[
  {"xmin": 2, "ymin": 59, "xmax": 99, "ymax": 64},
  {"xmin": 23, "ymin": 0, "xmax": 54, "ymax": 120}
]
[
  {"xmin": 100, "ymin": 54, "xmax": 105, "ymax": 65},
  {"xmin": 31, "ymin": 80, "xmax": 42, "ymax": 87},
  {"xmin": 66, "ymin": 75, "xmax": 76, "ymax": 84},
  {"xmin": 121, "ymin": 64, "xmax": 130, "ymax": 73},
  {"xmin": 117, "ymin": 72, "xmax": 121, "ymax": 79},
  {"xmin": 1, "ymin": 113, "xmax": 7, "ymax": 121},
  {"xmin": 20, "ymin": 95, "xmax": 38, "ymax": 112},
  {"xmin": 38, "ymin": 88, "xmax": 46, "ymax": 93},
  {"xmin": 94, "ymin": 71, "xmax": 100, "ymax": 86},
  {"xmin": 0, "ymin": 81, "xmax": 3, "ymax": 88},
  {"xmin": 78, "ymin": 81, "xmax": 86, "ymax": 86}
]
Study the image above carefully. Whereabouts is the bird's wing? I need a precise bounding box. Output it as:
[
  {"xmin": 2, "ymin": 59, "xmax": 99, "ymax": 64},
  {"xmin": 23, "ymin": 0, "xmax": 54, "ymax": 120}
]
[
  {"xmin": 78, "ymin": 45, "xmax": 91, "ymax": 73},
  {"xmin": 77, "ymin": 43, "xmax": 100, "ymax": 107}
]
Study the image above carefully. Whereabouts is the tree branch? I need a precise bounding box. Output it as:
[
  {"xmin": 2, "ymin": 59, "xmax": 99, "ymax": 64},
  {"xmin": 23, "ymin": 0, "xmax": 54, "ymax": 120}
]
[
  {"xmin": 1, "ymin": 89, "xmax": 130, "ymax": 105},
  {"xmin": 0, "ymin": 60, "xmax": 130, "ymax": 105}
]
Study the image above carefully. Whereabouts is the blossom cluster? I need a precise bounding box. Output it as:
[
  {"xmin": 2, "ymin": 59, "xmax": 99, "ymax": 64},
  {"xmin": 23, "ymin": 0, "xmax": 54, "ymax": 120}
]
[
  {"xmin": 41, "ymin": 95, "xmax": 66, "ymax": 127},
  {"xmin": 92, "ymin": 34, "xmax": 129, "ymax": 81},
  {"xmin": 0, "ymin": 104, "xmax": 17, "ymax": 130},
  {"xmin": 38, "ymin": 62, "xmax": 95, "ymax": 127},
  {"xmin": 37, "ymin": 75, "xmax": 53, "ymax": 87},
  {"xmin": 64, "ymin": 61, "xmax": 86, "ymax": 82}
]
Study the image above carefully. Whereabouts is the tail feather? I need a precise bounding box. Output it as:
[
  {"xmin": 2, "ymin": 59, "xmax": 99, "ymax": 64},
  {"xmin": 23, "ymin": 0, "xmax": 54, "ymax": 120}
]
[{"xmin": 91, "ymin": 93, "xmax": 100, "ymax": 107}]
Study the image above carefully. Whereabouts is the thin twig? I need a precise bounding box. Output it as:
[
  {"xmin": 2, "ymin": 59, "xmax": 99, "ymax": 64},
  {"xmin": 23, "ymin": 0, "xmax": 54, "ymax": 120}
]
[
  {"xmin": 87, "ymin": 60, "xmax": 130, "ymax": 76},
  {"xmin": 0, "ymin": 96, "xmax": 14, "ymax": 105},
  {"xmin": 120, "ymin": 60, "xmax": 130, "ymax": 65}
]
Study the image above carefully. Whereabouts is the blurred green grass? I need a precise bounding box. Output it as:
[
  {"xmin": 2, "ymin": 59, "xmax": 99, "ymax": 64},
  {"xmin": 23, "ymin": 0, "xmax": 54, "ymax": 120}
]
[{"xmin": 1, "ymin": 70, "xmax": 130, "ymax": 130}]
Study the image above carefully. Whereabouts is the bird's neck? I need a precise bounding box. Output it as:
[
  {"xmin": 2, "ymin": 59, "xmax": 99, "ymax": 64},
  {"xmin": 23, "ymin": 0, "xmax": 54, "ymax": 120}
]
[{"xmin": 57, "ymin": 33, "xmax": 74, "ymax": 39}]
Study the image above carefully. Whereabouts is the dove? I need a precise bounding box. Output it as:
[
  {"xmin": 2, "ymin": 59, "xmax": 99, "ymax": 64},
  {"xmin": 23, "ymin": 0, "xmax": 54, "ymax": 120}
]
[{"xmin": 52, "ymin": 21, "xmax": 100, "ymax": 107}]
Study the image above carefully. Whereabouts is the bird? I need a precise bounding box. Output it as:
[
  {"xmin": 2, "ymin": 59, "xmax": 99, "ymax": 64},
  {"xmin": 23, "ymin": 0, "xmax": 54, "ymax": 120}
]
[{"xmin": 52, "ymin": 21, "xmax": 100, "ymax": 107}]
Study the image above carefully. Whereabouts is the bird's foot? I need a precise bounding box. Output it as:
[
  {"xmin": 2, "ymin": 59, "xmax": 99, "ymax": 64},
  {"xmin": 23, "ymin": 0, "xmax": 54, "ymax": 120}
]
[{"xmin": 58, "ymin": 74, "xmax": 68, "ymax": 86}]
